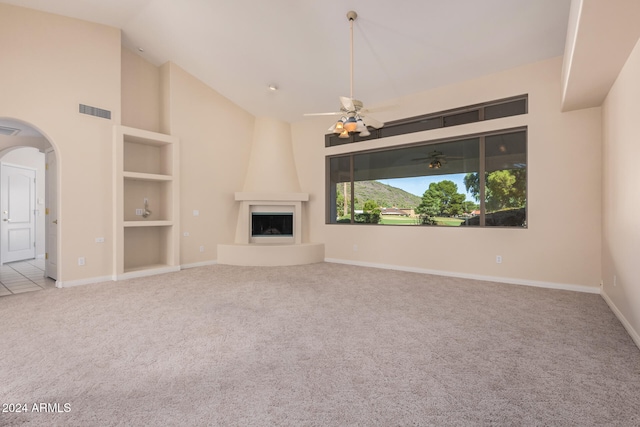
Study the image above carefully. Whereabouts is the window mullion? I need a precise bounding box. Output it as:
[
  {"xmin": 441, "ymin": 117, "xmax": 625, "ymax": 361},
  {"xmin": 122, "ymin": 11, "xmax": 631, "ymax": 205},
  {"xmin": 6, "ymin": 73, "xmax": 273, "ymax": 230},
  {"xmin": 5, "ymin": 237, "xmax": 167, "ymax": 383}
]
[
  {"xmin": 479, "ymin": 136, "xmax": 486, "ymax": 227},
  {"xmin": 350, "ymin": 155, "xmax": 355, "ymax": 224}
]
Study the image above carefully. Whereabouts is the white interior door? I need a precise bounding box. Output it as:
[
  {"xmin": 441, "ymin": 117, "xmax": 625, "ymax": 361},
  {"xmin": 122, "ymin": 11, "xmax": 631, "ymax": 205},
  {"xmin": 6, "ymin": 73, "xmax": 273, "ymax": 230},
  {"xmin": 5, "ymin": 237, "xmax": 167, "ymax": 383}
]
[
  {"xmin": 1, "ymin": 163, "xmax": 36, "ymax": 263},
  {"xmin": 45, "ymin": 150, "xmax": 58, "ymax": 280}
]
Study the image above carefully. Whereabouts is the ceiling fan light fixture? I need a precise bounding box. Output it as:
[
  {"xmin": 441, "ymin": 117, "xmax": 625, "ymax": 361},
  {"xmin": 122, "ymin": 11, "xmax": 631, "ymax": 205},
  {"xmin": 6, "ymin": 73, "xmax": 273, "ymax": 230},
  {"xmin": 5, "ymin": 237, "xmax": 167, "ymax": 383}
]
[
  {"xmin": 429, "ymin": 160, "xmax": 442, "ymax": 169},
  {"xmin": 334, "ymin": 120, "xmax": 345, "ymax": 134},
  {"xmin": 338, "ymin": 129, "xmax": 350, "ymax": 138},
  {"xmin": 355, "ymin": 119, "xmax": 370, "ymax": 136},
  {"xmin": 343, "ymin": 117, "xmax": 358, "ymax": 132}
]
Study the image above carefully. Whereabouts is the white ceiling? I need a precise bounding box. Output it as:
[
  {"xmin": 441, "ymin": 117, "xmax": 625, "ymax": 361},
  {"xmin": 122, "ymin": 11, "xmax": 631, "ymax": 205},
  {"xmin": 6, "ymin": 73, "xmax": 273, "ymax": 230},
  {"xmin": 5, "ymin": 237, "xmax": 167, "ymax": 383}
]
[{"xmin": 2, "ymin": 0, "xmax": 572, "ymax": 124}]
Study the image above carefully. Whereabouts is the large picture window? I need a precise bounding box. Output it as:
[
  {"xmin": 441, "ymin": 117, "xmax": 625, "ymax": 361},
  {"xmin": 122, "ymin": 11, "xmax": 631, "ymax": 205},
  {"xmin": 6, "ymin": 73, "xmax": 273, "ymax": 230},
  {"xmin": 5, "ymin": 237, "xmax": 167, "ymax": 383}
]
[{"xmin": 327, "ymin": 128, "xmax": 527, "ymax": 227}]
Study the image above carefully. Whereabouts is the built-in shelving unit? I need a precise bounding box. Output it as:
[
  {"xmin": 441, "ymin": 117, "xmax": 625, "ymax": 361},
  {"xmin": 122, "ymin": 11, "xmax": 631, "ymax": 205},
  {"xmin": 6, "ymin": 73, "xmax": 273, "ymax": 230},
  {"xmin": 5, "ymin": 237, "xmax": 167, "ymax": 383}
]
[{"xmin": 113, "ymin": 125, "xmax": 179, "ymax": 280}]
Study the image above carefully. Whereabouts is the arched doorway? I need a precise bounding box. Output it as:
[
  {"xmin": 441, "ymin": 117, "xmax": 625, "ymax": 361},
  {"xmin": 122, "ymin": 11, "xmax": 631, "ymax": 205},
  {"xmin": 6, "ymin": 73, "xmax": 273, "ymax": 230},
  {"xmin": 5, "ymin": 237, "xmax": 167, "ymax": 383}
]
[{"xmin": 0, "ymin": 118, "xmax": 60, "ymax": 295}]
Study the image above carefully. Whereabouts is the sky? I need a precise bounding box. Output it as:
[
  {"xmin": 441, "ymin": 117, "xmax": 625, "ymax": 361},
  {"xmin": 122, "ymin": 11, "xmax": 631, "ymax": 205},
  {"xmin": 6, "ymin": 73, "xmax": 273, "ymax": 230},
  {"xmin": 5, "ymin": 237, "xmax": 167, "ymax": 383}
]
[{"xmin": 377, "ymin": 173, "xmax": 477, "ymax": 201}]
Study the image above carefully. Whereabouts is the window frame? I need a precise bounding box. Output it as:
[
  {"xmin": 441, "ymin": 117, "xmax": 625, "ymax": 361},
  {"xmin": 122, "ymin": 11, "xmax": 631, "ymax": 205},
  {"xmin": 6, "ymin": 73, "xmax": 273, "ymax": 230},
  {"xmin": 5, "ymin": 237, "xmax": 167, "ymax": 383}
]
[
  {"xmin": 326, "ymin": 126, "xmax": 528, "ymax": 228},
  {"xmin": 325, "ymin": 94, "xmax": 528, "ymax": 147}
]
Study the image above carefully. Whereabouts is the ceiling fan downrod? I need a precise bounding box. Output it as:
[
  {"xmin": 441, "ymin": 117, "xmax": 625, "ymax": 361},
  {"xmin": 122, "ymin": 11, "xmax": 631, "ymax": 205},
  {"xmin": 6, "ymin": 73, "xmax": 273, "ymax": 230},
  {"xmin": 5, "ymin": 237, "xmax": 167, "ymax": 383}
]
[{"xmin": 347, "ymin": 11, "xmax": 357, "ymax": 101}]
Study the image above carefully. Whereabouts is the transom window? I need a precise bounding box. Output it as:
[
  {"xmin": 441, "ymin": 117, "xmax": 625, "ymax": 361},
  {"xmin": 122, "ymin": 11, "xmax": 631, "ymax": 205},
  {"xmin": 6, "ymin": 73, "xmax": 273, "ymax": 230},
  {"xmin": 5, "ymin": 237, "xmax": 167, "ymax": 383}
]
[
  {"xmin": 327, "ymin": 128, "xmax": 527, "ymax": 227},
  {"xmin": 326, "ymin": 95, "xmax": 527, "ymax": 147}
]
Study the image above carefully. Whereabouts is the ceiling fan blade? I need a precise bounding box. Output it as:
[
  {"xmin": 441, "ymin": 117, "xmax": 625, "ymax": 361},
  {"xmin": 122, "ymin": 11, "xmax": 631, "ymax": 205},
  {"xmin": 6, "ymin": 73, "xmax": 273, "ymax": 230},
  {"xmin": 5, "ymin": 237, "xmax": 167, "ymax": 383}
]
[
  {"xmin": 303, "ymin": 111, "xmax": 342, "ymax": 117},
  {"xmin": 360, "ymin": 104, "xmax": 398, "ymax": 114},
  {"xmin": 363, "ymin": 116, "xmax": 384, "ymax": 129},
  {"xmin": 340, "ymin": 96, "xmax": 355, "ymax": 112}
]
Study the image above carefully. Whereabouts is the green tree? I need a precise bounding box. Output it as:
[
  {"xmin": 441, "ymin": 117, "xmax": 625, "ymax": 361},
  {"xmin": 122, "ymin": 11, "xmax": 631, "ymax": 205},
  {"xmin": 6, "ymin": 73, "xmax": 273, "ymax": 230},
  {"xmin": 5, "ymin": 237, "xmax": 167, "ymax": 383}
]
[
  {"xmin": 336, "ymin": 192, "xmax": 345, "ymax": 215},
  {"xmin": 464, "ymin": 173, "xmax": 480, "ymax": 201},
  {"xmin": 415, "ymin": 180, "xmax": 466, "ymax": 220},
  {"xmin": 363, "ymin": 199, "xmax": 378, "ymax": 212},
  {"xmin": 356, "ymin": 199, "xmax": 381, "ymax": 224},
  {"xmin": 462, "ymin": 201, "xmax": 478, "ymax": 214},
  {"xmin": 464, "ymin": 169, "xmax": 526, "ymax": 211}
]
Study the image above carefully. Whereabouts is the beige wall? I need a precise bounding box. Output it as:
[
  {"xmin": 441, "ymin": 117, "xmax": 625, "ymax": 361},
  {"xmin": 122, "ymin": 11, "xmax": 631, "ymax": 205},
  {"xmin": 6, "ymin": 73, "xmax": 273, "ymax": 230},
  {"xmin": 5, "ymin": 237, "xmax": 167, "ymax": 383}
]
[
  {"xmin": 601, "ymin": 37, "xmax": 640, "ymax": 343},
  {"xmin": 292, "ymin": 56, "xmax": 602, "ymax": 290},
  {"xmin": 0, "ymin": 4, "xmax": 121, "ymax": 282},
  {"xmin": 121, "ymin": 47, "xmax": 161, "ymax": 132},
  {"xmin": 161, "ymin": 63, "xmax": 254, "ymax": 266}
]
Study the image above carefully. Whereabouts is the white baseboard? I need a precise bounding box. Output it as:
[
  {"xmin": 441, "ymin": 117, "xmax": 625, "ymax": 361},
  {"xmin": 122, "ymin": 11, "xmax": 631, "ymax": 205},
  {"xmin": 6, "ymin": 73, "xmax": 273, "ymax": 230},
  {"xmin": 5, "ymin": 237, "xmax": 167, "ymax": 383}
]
[
  {"xmin": 181, "ymin": 260, "xmax": 217, "ymax": 269},
  {"xmin": 115, "ymin": 266, "xmax": 181, "ymax": 281},
  {"xmin": 324, "ymin": 258, "xmax": 600, "ymax": 294},
  {"xmin": 55, "ymin": 261, "xmax": 215, "ymax": 288},
  {"xmin": 601, "ymin": 289, "xmax": 640, "ymax": 351},
  {"xmin": 56, "ymin": 275, "xmax": 113, "ymax": 288}
]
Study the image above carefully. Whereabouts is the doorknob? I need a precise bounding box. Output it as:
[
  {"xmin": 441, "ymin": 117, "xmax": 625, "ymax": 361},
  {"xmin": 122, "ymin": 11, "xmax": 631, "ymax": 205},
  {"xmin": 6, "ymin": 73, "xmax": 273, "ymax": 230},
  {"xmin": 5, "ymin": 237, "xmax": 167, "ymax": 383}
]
[
  {"xmin": 3, "ymin": 219, "xmax": 10, "ymax": 222},
  {"xmin": 53, "ymin": 220, "xmax": 58, "ymax": 224}
]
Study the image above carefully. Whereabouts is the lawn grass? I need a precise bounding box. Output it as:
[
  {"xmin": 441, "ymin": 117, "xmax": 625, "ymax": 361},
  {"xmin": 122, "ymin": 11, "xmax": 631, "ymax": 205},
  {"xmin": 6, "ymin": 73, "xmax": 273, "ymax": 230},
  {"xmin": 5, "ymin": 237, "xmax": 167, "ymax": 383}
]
[
  {"xmin": 379, "ymin": 216, "xmax": 419, "ymax": 225},
  {"xmin": 434, "ymin": 217, "xmax": 464, "ymax": 226},
  {"xmin": 379, "ymin": 215, "xmax": 464, "ymax": 226}
]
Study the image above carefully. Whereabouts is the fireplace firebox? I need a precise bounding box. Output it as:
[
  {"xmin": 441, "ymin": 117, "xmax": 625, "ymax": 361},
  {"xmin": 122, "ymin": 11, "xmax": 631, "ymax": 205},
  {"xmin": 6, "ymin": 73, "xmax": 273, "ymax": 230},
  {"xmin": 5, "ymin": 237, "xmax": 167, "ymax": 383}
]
[{"xmin": 251, "ymin": 213, "xmax": 293, "ymax": 237}]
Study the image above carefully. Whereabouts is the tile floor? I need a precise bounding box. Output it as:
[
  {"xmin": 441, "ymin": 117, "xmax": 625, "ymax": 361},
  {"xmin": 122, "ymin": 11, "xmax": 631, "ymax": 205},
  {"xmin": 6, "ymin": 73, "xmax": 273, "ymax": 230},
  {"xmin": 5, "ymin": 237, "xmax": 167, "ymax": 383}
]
[{"xmin": 0, "ymin": 259, "xmax": 56, "ymax": 297}]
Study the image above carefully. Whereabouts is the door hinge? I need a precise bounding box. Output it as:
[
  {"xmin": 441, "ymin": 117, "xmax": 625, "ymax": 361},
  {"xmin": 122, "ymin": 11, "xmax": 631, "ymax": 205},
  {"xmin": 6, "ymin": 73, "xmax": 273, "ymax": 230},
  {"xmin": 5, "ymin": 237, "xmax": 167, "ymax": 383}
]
[
  {"xmin": 45, "ymin": 253, "xmax": 48, "ymax": 260},
  {"xmin": 45, "ymin": 163, "xmax": 49, "ymax": 170},
  {"xmin": 45, "ymin": 208, "xmax": 49, "ymax": 215}
]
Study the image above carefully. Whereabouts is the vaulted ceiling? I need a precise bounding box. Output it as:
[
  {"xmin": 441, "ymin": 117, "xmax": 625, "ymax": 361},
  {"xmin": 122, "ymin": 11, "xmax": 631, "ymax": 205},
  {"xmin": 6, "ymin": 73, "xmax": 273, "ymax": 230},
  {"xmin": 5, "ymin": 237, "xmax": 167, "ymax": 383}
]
[{"xmin": 1, "ymin": 0, "xmax": 572, "ymax": 123}]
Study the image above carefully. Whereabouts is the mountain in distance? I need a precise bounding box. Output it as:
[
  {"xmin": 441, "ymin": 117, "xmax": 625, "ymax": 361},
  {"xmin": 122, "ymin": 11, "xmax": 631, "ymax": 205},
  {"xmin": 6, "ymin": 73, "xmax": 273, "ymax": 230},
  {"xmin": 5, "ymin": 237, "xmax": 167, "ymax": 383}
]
[{"xmin": 338, "ymin": 180, "xmax": 422, "ymax": 209}]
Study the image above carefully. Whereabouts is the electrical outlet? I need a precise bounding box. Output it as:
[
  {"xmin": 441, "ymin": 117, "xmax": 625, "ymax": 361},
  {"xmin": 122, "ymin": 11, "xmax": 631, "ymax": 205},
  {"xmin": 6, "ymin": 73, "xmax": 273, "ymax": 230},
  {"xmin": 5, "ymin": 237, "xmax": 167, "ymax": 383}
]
[
  {"xmin": 193, "ymin": 210, "xmax": 200, "ymax": 217},
  {"xmin": 199, "ymin": 245, "xmax": 205, "ymax": 253},
  {"xmin": 353, "ymin": 244, "xmax": 358, "ymax": 252},
  {"xmin": 95, "ymin": 237, "xmax": 105, "ymax": 243},
  {"xmin": 78, "ymin": 257, "xmax": 85, "ymax": 266},
  {"xmin": 135, "ymin": 209, "xmax": 143, "ymax": 216},
  {"xmin": 183, "ymin": 232, "xmax": 190, "ymax": 237},
  {"xmin": 496, "ymin": 255, "xmax": 502, "ymax": 264}
]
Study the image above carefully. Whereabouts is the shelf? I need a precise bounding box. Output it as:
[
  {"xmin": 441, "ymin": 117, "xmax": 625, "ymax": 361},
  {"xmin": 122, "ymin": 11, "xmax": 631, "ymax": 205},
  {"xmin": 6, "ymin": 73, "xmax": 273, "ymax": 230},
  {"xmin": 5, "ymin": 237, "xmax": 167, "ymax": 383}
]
[
  {"xmin": 114, "ymin": 125, "xmax": 179, "ymax": 280},
  {"xmin": 123, "ymin": 171, "xmax": 172, "ymax": 181},
  {"xmin": 119, "ymin": 125, "xmax": 176, "ymax": 146},
  {"xmin": 123, "ymin": 179, "xmax": 172, "ymax": 221},
  {"xmin": 123, "ymin": 220, "xmax": 173, "ymax": 227}
]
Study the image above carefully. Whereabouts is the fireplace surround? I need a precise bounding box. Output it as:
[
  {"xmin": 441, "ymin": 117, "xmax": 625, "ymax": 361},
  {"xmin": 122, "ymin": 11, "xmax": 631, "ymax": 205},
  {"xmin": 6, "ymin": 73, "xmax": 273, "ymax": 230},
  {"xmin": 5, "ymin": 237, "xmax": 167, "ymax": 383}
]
[
  {"xmin": 216, "ymin": 117, "xmax": 324, "ymax": 266},
  {"xmin": 217, "ymin": 192, "xmax": 324, "ymax": 266}
]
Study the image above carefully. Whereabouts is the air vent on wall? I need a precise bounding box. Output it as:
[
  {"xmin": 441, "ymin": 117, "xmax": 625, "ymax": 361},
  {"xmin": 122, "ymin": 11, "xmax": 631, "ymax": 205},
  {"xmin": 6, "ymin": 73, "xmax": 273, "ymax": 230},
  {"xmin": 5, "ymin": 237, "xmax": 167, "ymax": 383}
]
[
  {"xmin": 0, "ymin": 126, "xmax": 21, "ymax": 136},
  {"xmin": 79, "ymin": 104, "xmax": 111, "ymax": 120}
]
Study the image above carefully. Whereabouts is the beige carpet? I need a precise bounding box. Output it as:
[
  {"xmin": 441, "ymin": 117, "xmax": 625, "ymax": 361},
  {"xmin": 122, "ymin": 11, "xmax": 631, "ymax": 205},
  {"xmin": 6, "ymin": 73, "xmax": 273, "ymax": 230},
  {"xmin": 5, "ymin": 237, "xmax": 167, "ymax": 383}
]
[{"xmin": 1, "ymin": 263, "xmax": 639, "ymax": 426}]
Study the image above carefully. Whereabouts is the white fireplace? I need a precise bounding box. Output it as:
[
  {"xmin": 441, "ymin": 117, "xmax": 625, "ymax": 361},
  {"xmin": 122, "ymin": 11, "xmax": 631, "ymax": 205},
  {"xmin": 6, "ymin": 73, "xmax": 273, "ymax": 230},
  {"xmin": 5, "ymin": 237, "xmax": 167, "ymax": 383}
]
[
  {"xmin": 234, "ymin": 192, "xmax": 307, "ymax": 245},
  {"xmin": 216, "ymin": 117, "xmax": 324, "ymax": 266}
]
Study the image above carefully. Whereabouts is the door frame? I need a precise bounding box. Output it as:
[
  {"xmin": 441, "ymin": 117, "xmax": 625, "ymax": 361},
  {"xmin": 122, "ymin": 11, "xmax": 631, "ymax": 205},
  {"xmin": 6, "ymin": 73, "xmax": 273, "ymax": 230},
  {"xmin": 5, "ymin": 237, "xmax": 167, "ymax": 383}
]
[
  {"xmin": 44, "ymin": 148, "xmax": 58, "ymax": 281},
  {"xmin": 0, "ymin": 118, "xmax": 61, "ymax": 286}
]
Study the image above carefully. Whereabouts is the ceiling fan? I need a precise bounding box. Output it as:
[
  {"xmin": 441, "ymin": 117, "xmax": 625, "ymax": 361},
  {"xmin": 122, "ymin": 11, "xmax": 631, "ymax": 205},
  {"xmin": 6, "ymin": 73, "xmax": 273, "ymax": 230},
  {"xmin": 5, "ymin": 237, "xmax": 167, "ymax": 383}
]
[
  {"xmin": 304, "ymin": 11, "xmax": 384, "ymax": 138},
  {"xmin": 412, "ymin": 150, "xmax": 455, "ymax": 169}
]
